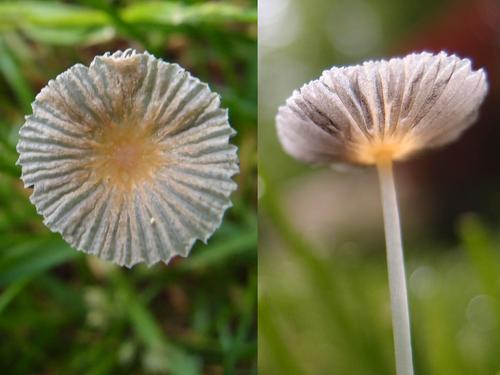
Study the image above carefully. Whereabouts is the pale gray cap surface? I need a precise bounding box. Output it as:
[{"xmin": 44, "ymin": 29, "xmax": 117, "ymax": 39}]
[{"xmin": 277, "ymin": 51, "xmax": 488, "ymax": 165}]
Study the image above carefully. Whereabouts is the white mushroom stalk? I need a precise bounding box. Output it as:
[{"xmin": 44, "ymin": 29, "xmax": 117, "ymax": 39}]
[
  {"xmin": 17, "ymin": 49, "xmax": 239, "ymax": 267},
  {"xmin": 276, "ymin": 51, "xmax": 488, "ymax": 374}
]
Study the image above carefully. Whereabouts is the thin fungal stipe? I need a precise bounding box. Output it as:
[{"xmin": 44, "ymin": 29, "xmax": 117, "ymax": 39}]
[
  {"xmin": 17, "ymin": 49, "xmax": 239, "ymax": 267},
  {"xmin": 376, "ymin": 156, "xmax": 413, "ymax": 375},
  {"xmin": 276, "ymin": 51, "xmax": 488, "ymax": 375}
]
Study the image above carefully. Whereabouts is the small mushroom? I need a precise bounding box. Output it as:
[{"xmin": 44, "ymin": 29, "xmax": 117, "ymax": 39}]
[
  {"xmin": 276, "ymin": 51, "xmax": 488, "ymax": 374},
  {"xmin": 17, "ymin": 49, "xmax": 239, "ymax": 267}
]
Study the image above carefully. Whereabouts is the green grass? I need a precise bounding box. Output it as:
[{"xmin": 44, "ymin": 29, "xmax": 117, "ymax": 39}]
[
  {"xmin": 0, "ymin": 1, "xmax": 256, "ymax": 374},
  {"xmin": 259, "ymin": 172, "xmax": 500, "ymax": 374}
]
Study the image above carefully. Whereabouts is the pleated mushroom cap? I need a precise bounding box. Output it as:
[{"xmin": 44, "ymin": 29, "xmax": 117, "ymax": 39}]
[
  {"xmin": 17, "ymin": 49, "xmax": 239, "ymax": 267},
  {"xmin": 277, "ymin": 52, "xmax": 488, "ymax": 166}
]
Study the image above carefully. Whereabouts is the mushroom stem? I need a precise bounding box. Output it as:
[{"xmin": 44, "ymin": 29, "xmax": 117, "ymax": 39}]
[{"xmin": 376, "ymin": 158, "xmax": 414, "ymax": 375}]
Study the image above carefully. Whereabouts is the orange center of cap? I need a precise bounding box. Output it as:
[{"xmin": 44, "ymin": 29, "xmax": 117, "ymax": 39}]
[
  {"xmin": 88, "ymin": 122, "xmax": 164, "ymax": 191},
  {"xmin": 350, "ymin": 132, "xmax": 420, "ymax": 165}
]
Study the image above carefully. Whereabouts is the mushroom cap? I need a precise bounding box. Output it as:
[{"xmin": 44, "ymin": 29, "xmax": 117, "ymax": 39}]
[
  {"xmin": 17, "ymin": 49, "xmax": 239, "ymax": 267},
  {"xmin": 277, "ymin": 51, "xmax": 488, "ymax": 166}
]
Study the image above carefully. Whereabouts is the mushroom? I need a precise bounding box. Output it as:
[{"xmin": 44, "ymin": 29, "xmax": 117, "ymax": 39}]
[
  {"xmin": 17, "ymin": 49, "xmax": 239, "ymax": 267},
  {"xmin": 276, "ymin": 51, "xmax": 488, "ymax": 374}
]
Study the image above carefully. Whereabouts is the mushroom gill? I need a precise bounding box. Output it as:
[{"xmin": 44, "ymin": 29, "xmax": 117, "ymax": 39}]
[{"xmin": 17, "ymin": 49, "xmax": 239, "ymax": 267}]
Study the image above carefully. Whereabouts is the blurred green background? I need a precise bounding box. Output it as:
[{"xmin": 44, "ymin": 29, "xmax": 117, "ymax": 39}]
[
  {"xmin": 0, "ymin": 0, "xmax": 256, "ymax": 374},
  {"xmin": 259, "ymin": 0, "xmax": 500, "ymax": 374}
]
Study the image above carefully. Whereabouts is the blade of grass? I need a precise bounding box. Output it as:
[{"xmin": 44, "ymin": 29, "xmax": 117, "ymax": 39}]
[
  {"xmin": 0, "ymin": 237, "xmax": 79, "ymax": 287},
  {"xmin": 21, "ymin": 25, "xmax": 115, "ymax": 46},
  {"xmin": 0, "ymin": 121, "xmax": 18, "ymax": 154},
  {"xmin": 178, "ymin": 227, "xmax": 257, "ymax": 272},
  {"xmin": 459, "ymin": 214, "xmax": 500, "ymax": 370},
  {"xmin": 425, "ymin": 294, "xmax": 468, "ymax": 374},
  {"xmin": 121, "ymin": 2, "xmax": 256, "ymax": 26},
  {"xmin": 82, "ymin": 0, "xmax": 152, "ymax": 50},
  {"xmin": 0, "ymin": 38, "xmax": 34, "ymax": 113},
  {"xmin": 258, "ymin": 293, "xmax": 304, "ymax": 375},
  {"xmin": 0, "ymin": 277, "xmax": 30, "ymax": 314},
  {"xmin": 0, "ymin": 156, "xmax": 21, "ymax": 178},
  {"xmin": 259, "ymin": 167, "xmax": 390, "ymax": 374},
  {"xmin": 110, "ymin": 271, "xmax": 201, "ymax": 375},
  {"xmin": 459, "ymin": 214, "xmax": 500, "ymax": 300},
  {"xmin": 0, "ymin": 2, "xmax": 108, "ymax": 28},
  {"xmin": 223, "ymin": 272, "xmax": 257, "ymax": 373}
]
